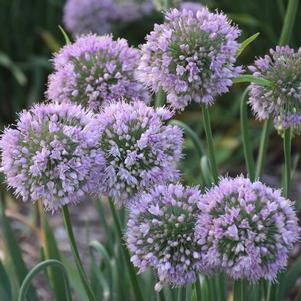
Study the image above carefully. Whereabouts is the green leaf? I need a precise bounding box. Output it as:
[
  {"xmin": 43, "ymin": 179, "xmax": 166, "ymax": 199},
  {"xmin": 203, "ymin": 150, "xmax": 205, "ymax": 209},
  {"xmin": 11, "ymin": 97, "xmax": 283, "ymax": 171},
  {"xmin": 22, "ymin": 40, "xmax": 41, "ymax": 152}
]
[
  {"xmin": 278, "ymin": 255, "xmax": 301, "ymax": 300},
  {"xmin": 229, "ymin": 13, "xmax": 260, "ymax": 27},
  {"xmin": 89, "ymin": 241, "xmax": 112, "ymax": 273},
  {"xmin": 89, "ymin": 240, "xmax": 113, "ymax": 300},
  {"xmin": 233, "ymin": 75, "xmax": 273, "ymax": 87},
  {"xmin": 95, "ymin": 199, "xmax": 114, "ymax": 254},
  {"xmin": 169, "ymin": 120, "xmax": 204, "ymax": 157},
  {"xmin": 40, "ymin": 206, "xmax": 70, "ymax": 301},
  {"xmin": 200, "ymin": 156, "xmax": 212, "ymax": 186},
  {"xmin": 0, "ymin": 196, "xmax": 38, "ymax": 301},
  {"xmin": 61, "ymin": 256, "xmax": 88, "ymax": 301},
  {"xmin": 0, "ymin": 261, "xmax": 12, "ymax": 301},
  {"xmin": 58, "ymin": 25, "xmax": 71, "ymax": 45},
  {"xmin": 237, "ymin": 32, "xmax": 260, "ymax": 58},
  {"xmin": 18, "ymin": 259, "xmax": 72, "ymax": 301},
  {"xmin": 0, "ymin": 52, "xmax": 27, "ymax": 86},
  {"xmin": 39, "ymin": 29, "xmax": 61, "ymax": 52}
]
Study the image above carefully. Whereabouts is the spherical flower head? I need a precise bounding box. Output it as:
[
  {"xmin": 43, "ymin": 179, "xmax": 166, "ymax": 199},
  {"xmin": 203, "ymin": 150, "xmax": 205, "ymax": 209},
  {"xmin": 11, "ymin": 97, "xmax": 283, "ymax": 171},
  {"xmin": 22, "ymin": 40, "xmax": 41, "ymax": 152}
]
[
  {"xmin": 138, "ymin": 7, "xmax": 243, "ymax": 110},
  {"xmin": 126, "ymin": 183, "xmax": 203, "ymax": 290},
  {"xmin": 0, "ymin": 103, "xmax": 105, "ymax": 212},
  {"xmin": 46, "ymin": 34, "xmax": 150, "ymax": 112},
  {"xmin": 116, "ymin": 0, "xmax": 154, "ymax": 23},
  {"xmin": 63, "ymin": 0, "xmax": 118, "ymax": 36},
  {"xmin": 89, "ymin": 100, "xmax": 183, "ymax": 206},
  {"xmin": 179, "ymin": 1, "xmax": 204, "ymax": 13},
  {"xmin": 195, "ymin": 176, "xmax": 300, "ymax": 281},
  {"xmin": 249, "ymin": 46, "xmax": 301, "ymax": 135}
]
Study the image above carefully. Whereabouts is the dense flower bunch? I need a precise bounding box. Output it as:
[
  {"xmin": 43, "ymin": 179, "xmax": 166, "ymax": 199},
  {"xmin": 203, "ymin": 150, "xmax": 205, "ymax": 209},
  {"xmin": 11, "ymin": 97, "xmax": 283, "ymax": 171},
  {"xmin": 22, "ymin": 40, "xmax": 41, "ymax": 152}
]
[
  {"xmin": 63, "ymin": 0, "xmax": 118, "ymax": 36},
  {"xmin": 116, "ymin": 0, "xmax": 153, "ymax": 24},
  {"xmin": 179, "ymin": 1, "xmax": 204, "ymax": 13},
  {"xmin": 195, "ymin": 176, "xmax": 300, "ymax": 281},
  {"xmin": 47, "ymin": 34, "xmax": 150, "ymax": 112},
  {"xmin": 138, "ymin": 7, "xmax": 242, "ymax": 109},
  {"xmin": 126, "ymin": 183, "xmax": 203, "ymax": 290},
  {"xmin": 89, "ymin": 101, "xmax": 183, "ymax": 206},
  {"xmin": 249, "ymin": 46, "xmax": 301, "ymax": 134},
  {"xmin": 0, "ymin": 103, "xmax": 105, "ymax": 211},
  {"xmin": 63, "ymin": 0, "xmax": 153, "ymax": 37}
]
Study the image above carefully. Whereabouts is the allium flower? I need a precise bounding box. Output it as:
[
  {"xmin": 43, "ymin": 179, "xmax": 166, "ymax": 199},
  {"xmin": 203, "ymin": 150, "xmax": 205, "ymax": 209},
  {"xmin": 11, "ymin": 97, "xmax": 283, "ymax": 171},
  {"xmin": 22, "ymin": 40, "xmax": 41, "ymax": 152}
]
[
  {"xmin": 116, "ymin": 0, "xmax": 154, "ymax": 23},
  {"xmin": 179, "ymin": 1, "xmax": 204, "ymax": 13},
  {"xmin": 63, "ymin": 0, "xmax": 153, "ymax": 37},
  {"xmin": 195, "ymin": 176, "xmax": 300, "ymax": 281},
  {"xmin": 63, "ymin": 0, "xmax": 118, "ymax": 36},
  {"xmin": 89, "ymin": 101, "xmax": 183, "ymax": 205},
  {"xmin": 138, "ymin": 7, "xmax": 242, "ymax": 109},
  {"xmin": 47, "ymin": 34, "xmax": 150, "ymax": 112},
  {"xmin": 126, "ymin": 183, "xmax": 203, "ymax": 290},
  {"xmin": 0, "ymin": 103, "xmax": 105, "ymax": 211},
  {"xmin": 249, "ymin": 46, "xmax": 301, "ymax": 134}
]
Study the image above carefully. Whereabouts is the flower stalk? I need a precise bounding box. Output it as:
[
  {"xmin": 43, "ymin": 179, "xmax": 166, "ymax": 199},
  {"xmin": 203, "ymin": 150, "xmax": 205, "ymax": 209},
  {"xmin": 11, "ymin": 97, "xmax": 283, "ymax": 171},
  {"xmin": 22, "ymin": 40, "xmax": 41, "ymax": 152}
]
[
  {"xmin": 240, "ymin": 88, "xmax": 255, "ymax": 182},
  {"xmin": 283, "ymin": 128, "xmax": 292, "ymax": 197},
  {"xmin": 202, "ymin": 104, "xmax": 218, "ymax": 184}
]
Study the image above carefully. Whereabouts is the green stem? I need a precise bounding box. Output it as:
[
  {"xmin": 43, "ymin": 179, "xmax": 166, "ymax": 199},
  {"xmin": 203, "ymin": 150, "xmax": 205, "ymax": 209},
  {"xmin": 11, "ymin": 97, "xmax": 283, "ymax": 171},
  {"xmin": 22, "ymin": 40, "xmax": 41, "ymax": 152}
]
[
  {"xmin": 62, "ymin": 206, "xmax": 97, "ymax": 301},
  {"xmin": 278, "ymin": 0, "xmax": 299, "ymax": 45},
  {"xmin": 195, "ymin": 277, "xmax": 202, "ymax": 301},
  {"xmin": 233, "ymin": 280, "xmax": 245, "ymax": 301},
  {"xmin": 202, "ymin": 105, "xmax": 218, "ymax": 184},
  {"xmin": 157, "ymin": 289, "xmax": 166, "ymax": 301},
  {"xmin": 108, "ymin": 199, "xmax": 145, "ymax": 301},
  {"xmin": 255, "ymin": 118, "xmax": 272, "ymax": 179},
  {"xmin": 155, "ymin": 89, "xmax": 165, "ymax": 108},
  {"xmin": 283, "ymin": 128, "xmax": 291, "ymax": 197},
  {"xmin": 266, "ymin": 282, "xmax": 272, "ymax": 301},
  {"xmin": 240, "ymin": 88, "xmax": 255, "ymax": 182},
  {"xmin": 177, "ymin": 287, "xmax": 186, "ymax": 301}
]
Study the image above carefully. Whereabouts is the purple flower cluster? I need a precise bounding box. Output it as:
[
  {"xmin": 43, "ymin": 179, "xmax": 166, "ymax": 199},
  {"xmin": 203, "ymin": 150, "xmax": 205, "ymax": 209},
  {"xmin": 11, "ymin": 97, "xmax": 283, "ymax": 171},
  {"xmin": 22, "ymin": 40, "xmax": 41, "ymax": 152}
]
[
  {"xmin": 0, "ymin": 103, "xmax": 105, "ymax": 211},
  {"xmin": 47, "ymin": 34, "xmax": 150, "ymax": 112},
  {"xmin": 89, "ymin": 101, "xmax": 183, "ymax": 206},
  {"xmin": 138, "ymin": 8, "xmax": 242, "ymax": 109},
  {"xmin": 249, "ymin": 46, "xmax": 301, "ymax": 135},
  {"xmin": 126, "ymin": 183, "xmax": 203, "ymax": 290},
  {"xmin": 179, "ymin": 1, "xmax": 204, "ymax": 13},
  {"xmin": 116, "ymin": 0, "xmax": 153, "ymax": 24},
  {"xmin": 195, "ymin": 176, "xmax": 299, "ymax": 281},
  {"xmin": 63, "ymin": 0, "xmax": 118, "ymax": 37},
  {"xmin": 63, "ymin": 0, "xmax": 153, "ymax": 37}
]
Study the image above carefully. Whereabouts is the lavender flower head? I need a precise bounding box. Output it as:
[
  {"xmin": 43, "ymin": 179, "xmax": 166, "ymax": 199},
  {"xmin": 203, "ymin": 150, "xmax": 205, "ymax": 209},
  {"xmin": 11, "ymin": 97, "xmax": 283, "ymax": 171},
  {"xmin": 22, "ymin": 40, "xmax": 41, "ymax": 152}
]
[
  {"xmin": 195, "ymin": 176, "xmax": 299, "ymax": 281},
  {"xmin": 47, "ymin": 34, "xmax": 150, "ymax": 112},
  {"xmin": 179, "ymin": 1, "xmax": 204, "ymax": 13},
  {"xmin": 126, "ymin": 183, "xmax": 203, "ymax": 290},
  {"xmin": 116, "ymin": 0, "xmax": 154, "ymax": 23},
  {"xmin": 249, "ymin": 46, "xmax": 301, "ymax": 135},
  {"xmin": 137, "ymin": 7, "xmax": 242, "ymax": 109},
  {"xmin": 0, "ymin": 103, "xmax": 105, "ymax": 211},
  {"xmin": 89, "ymin": 101, "xmax": 183, "ymax": 206},
  {"xmin": 63, "ymin": 0, "xmax": 118, "ymax": 36}
]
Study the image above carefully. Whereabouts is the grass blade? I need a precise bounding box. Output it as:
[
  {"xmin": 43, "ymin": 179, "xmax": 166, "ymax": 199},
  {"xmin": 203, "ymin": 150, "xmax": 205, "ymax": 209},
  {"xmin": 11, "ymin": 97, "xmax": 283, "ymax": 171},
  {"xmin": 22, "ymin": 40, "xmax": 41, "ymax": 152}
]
[
  {"xmin": 233, "ymin": 75, "xmax": 273, "ymax": 87},
  {"xmin": 237, "ymin": 32, "xmax": 260, "ymax": 58},
  {"xmin": 0, "ymin": 261, "xmax": 12, "ymax": 301},
  {"xmin": 0, "ymin": 194, "xmax": 38, "ymax": 301},
  {"xmin": 39, "ymin": 203, "xmax": 70, "ymax": 301},
  {"xmin": 18, "ymin": 259, "xmax": 72, "ymax": 301},
  {"xmin": 278, "ymin": 255, "xmax": 301, "ymax": 300}
]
